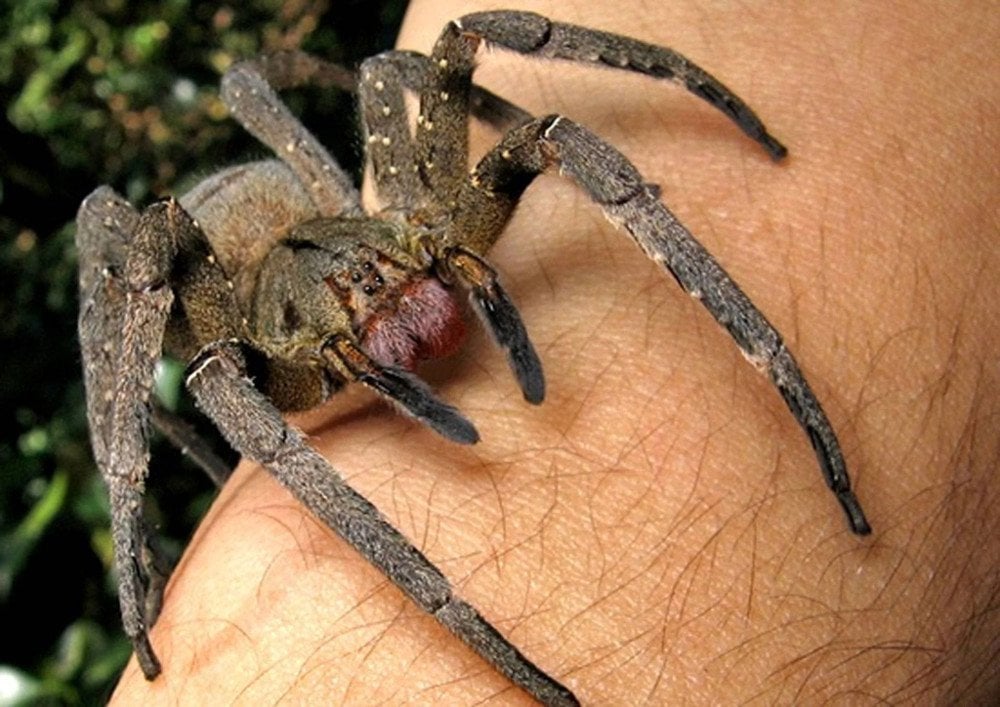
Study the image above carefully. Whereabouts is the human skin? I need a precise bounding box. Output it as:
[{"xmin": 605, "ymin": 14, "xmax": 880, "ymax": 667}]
[{"xmin": 112, "ymin": 1, "xmax": 999, "ymax": 704}]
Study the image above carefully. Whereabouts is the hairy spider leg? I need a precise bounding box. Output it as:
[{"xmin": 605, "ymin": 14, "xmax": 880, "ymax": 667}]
[
  {"xmin": 185, "ymin": 340, "xmax": 577, "ymax": 706},
  {"xmin": 229, "ymin": 48, "xmax": 535, "ymax": 137},
  {"xmin": 356, "ymin": 48, "xmax": 530, "ymax": 210},
  {"xmin": 373, "ymin": 49, "xmax": 535, "ymax": 132},
  {"xmin": 77, "ymin": 187, "xmax": 136, "ymax": 482},
  {"xmin": 457, "ymin": 11, "xmax": 788, "ymax": 160},
  {"xmin": 221, "ymin": 50, "xmax": 534, "ymax": 219},
  {"xmin": 358, "ymin": 54, "xmax": 433, "ymax": 211},
  {"xmin": 448, "ymin": 115, "xmax": 870, "ymax": 535},
  {"xmin": 221, "ymin": 53, "xmax": 362, "ymax": 217},
  {"xmin": 77, "ymin": 189, "xmax": 162, "ymax": 675},
  {"xmin": 150, "ymin": 403, "xmax": 232, "ymax": 487},
  {"xmin": 413, "ymin": 22, "xmax": 478, "ymax": 201},
  {"xmin": 77, "ymin": 193, "xmax": 246, "ymax": 678}
]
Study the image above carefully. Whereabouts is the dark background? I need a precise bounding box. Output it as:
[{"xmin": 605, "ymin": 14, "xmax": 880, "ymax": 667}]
[{"xmin": 0, "ymin": 1, "xmax": 406, "ymax": 702}]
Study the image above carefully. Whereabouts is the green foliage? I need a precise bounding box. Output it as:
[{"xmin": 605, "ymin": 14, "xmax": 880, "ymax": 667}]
[{"xmin": 0, "ymin": 1, "xmax": 405, "ymax": 702}]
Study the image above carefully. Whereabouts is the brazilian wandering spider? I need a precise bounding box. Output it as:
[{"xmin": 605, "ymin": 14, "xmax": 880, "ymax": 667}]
[{"xmin": 76, "ymin": 10, "xmax": 871, "ymax": 705}]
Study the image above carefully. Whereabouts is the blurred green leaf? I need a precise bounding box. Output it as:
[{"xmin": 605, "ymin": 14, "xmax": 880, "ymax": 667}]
[
  {"xmin": 0, "ymin": 470, "xmax": 68, "ymax": 600},
  {"xmin": 154, "ymin": 358, "xmax": 185, "ymax": 412}
]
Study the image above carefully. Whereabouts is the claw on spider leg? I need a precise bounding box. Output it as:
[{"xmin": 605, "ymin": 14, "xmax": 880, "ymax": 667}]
[
  {"xmin": 686, "ymin": 81, "xmax": 788, "ymax": 161},
  {"xmin": 444, "ymin": 248, "xmax": 545, "ymax": 404},
  {"xmin": 109, "ymin": 492, "xmax": 163, "ymax": 679},
  {"xmin": 323, "ymin": 335, "xmax": 479, "ymax": 444},
  {"xmin": 838, "ymin": 491, "xmax": 872, "ymax": 536},
  {"xmin": 134, "ymin": 631, "xmax": 161, "ymax": 680},
  {"xmin": 771, "ymin": 347, "xmax": 871, "ymax": 535},
  {"xmin": 804, "ymin": 427, "xmax": 872, "ymax": 536}
]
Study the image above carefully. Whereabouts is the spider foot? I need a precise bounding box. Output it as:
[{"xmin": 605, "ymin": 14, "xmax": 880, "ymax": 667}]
[
  {"xmin": 837, "ymin": 490, "xmax": 872, "ymax": 536},
  {"xmin": 134, "ymin": 631, "xmax": 161, "ymax": 680}
]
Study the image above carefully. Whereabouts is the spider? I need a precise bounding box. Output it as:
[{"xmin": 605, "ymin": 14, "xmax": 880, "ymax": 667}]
[{"xmin": 76, "ymin": 11, "xmax": 871, "ymax": 706}]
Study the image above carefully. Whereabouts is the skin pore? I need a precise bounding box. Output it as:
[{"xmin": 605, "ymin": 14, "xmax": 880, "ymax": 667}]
[{"xmin": 113, "ymin": 1, "xmax": 999, "ymax": 703}]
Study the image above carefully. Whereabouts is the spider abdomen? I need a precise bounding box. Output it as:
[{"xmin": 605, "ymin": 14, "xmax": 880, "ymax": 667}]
[{"xmin": 180, "ymin": 160, "xmax": 320, "ymax": 306}]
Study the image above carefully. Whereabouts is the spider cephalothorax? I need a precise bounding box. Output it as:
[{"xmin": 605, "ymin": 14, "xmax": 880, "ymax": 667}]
[{"xmin": 77, "ymin": 11, "xmax": 870, "ymax": 705}]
